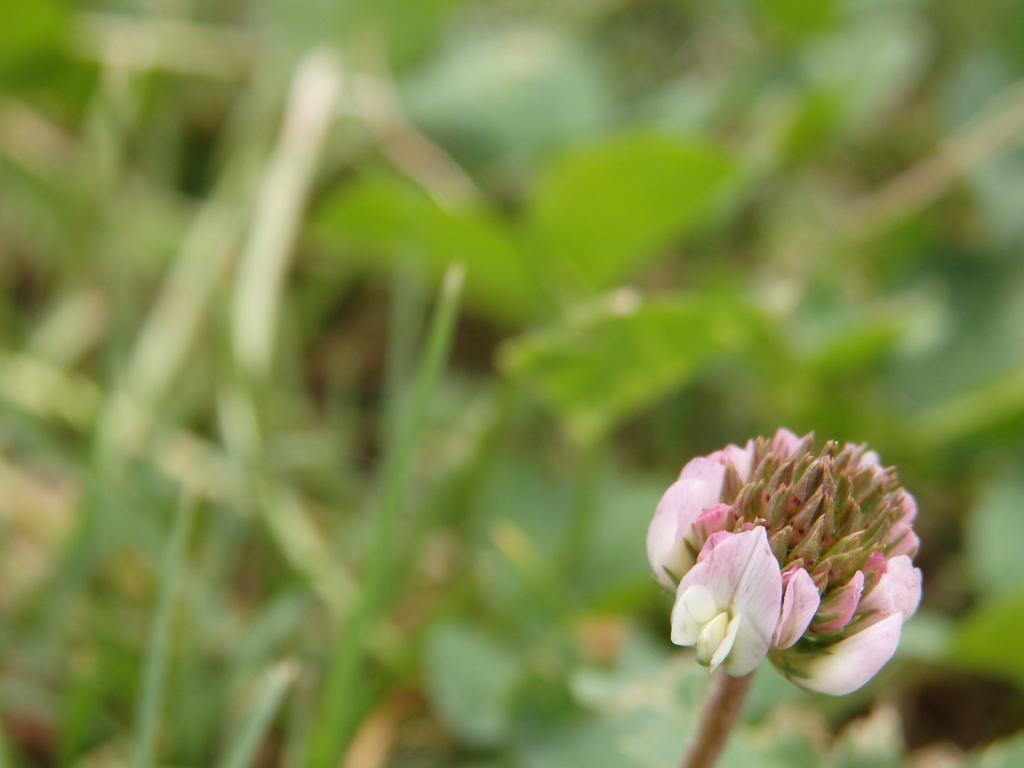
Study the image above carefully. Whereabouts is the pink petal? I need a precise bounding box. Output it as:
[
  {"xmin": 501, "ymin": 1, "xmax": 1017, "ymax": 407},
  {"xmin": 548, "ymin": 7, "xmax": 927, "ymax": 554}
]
[
  {"xmin": 697, "ymin": 530, "xmax": 734, "ymax": 563},
  {"xmin": 864, "ymin": 551, "xmax": 886, "ymax": 576},
  {"xmin": 676, "ymin": 527, "xmax": 782, "ymax": 676},
  {"xmin": 787, "ymin": 613, "xmax": 903, "ymax": 695},
  {"xmin": 773, "ymin": 568, "xmax": 820, "ymax": 649},
  {"xmin": 884, "ymin": 556, "xmax": 922, "ymax": 618},
  {"xmin": 898, "ymin": 491, "xmax": 918, "ymax": 523},
  {"xmin": 647, "ymin": 475, "xmax": 723, "ymax": 589},
  {"xmin": 696, "ymin": 528, "xmax": 737, "ymax": 565},
  {"xmin": 679, "ymin": 457, "xmax": 727, "ymax": 499},
  {"xmin": 772, "ymin": 428, "xmax": 802, "ymax": 456},
  {"xmin": 857, "ymin": 449, "xmax": 883, "ymax": 473},
  {"xmin": 857, "ymin": 555, "xmax": 921, "ymax": 628},
  {"xmin": 886, "ymin": 524, "xmax": 920, "ymax": 558},
  {"xmin": 815, "ymin": 571, "xmax": 864, "ymax": 632},
  {"xmin": 695, "ymin": 502, "xmax": 730, "ymax": 540},
  {"xmin": 707, "ymin": 441, "xmax": 756, "ymax": 483}
]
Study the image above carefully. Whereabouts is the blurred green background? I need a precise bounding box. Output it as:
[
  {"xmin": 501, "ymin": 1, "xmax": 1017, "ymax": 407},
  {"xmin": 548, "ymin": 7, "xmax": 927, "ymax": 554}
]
[{"xmin": 3, "ymin": 0, "xmax": 1024, "ymax": 766}]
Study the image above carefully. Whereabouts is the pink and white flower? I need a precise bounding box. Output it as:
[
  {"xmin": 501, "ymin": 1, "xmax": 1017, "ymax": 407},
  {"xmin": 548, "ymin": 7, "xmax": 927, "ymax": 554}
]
[
  {"xmin": 671, "ymin": 528, "xmax": 782, "ymax": 675},
  {"xmin": 651, "ymin": 429, "xmax": 923, "ymax": 695}
]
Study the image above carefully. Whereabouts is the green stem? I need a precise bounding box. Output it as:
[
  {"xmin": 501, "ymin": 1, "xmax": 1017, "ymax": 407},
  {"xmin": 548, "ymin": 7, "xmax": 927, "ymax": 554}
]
[
  {"xmin": 679, "ymin": 670, "xmax": 753, "ymax": 768},
  {"xmin": 130, "ymin": 492, "xmax": 198, "ymax": 768},
  {"xmin": 217, "ymin": 661, "xmax": 298, "ymax": 768},
  {"xmin": 304, "ymin": 264, "xmax": 465, "ymax": 768}
]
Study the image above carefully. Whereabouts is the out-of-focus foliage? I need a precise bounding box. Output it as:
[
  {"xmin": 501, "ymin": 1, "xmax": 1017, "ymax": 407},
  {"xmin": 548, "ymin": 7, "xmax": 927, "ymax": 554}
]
[{"xmin": 4, "ymin": 0, "xmax": 1024, "ymax": 766}]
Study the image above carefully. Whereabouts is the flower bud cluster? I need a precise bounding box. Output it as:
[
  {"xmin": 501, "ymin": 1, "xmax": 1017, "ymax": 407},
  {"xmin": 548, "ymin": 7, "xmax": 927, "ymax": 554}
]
[{"xmin": 647, "ymin": 428, "xmax": 922, "ymax": 694}]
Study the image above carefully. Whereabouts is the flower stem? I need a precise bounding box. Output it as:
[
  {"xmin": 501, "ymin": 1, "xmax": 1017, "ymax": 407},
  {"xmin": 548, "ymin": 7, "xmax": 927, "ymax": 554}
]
[{"xmin": 680, "ymin": 669, "xmax": 754, "ymax": 768}]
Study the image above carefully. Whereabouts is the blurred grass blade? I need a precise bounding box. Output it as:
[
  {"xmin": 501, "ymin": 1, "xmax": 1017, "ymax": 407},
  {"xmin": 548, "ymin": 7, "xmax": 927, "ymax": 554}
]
[
  {"xmin": 306, "ymin": 263, "xmax": 465, "ymax": 768},
  {"xmin": 129, "ymin": 492, "xmax": 198, "ymax": 768},
  {"xmin": 232, "ymin": 49, "xmax": 343, "ymax": 378},
  {"xmin": 217, "ymin": 661, "xmax": 299, "ymax": 768},
  {"xmin": 380, "ymin": 251, "xmax": 427, "ymax": 447}
]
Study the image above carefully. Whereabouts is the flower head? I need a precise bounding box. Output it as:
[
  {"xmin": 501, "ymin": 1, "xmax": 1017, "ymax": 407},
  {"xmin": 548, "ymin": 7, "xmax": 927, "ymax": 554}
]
[{"xmin": 648, "ymin": 429, "xmax": 922, "ymax": 694}]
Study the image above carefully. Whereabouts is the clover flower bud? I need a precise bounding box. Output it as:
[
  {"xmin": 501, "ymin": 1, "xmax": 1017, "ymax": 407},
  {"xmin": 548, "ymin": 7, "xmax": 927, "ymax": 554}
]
[{"xmin": 649, "ymin": 429, "xmax": 922, "ymax": 694}]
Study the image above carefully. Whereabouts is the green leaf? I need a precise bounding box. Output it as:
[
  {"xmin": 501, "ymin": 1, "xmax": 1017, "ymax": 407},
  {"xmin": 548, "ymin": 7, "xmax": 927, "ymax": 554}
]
[
  {"xmin": 314, "ymin": 173, "xmax": 546, "ymax": 323},
  {"xmin": 751, "ymin": 0, "xmax": 836, "ymax": 42},
  {"xmin": 499, "ymin": 294, "xmax": 756, "ymax": 444},
  {"xmin": 528, "ymin": 133, "xmax": 737, "ymax": 290},
  {"xmin": 402, "ymin": 26, "xmax": 608, "ymax": 164},
  {"xmin": 348, "ymin": 0, "xmax": 467, "ymax": 68},
  {"xmin": 949, "ymin": 589, "xmax": 1024, "ymax": 687},
  {"xmin": 424, "ymin": 621, "xmax": 523, "ymax": 747},
  {"xmin": 966, "ymin": 471, "xmax": 1024, "ymax": 597},
  {"xmin": 0, "ymin": 0, "xmax": 67, "ymax": 78}
]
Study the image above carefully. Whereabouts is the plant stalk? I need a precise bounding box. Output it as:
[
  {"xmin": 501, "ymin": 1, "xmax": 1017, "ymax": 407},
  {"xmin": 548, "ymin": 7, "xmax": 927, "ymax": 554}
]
[{"xmin": 680, "ymin": 669, "xmax": 754, "ymax": 768}]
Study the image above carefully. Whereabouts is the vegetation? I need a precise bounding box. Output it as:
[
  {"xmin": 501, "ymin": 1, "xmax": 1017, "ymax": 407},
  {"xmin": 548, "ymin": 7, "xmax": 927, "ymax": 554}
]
[{"xmin": 3, "ymin": 0, "xmax": 1024, "ymax": 766}]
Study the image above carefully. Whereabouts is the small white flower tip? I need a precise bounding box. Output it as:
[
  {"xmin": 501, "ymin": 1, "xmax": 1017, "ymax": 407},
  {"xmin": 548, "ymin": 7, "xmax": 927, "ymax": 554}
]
[
  {"xmin": 710, "ymin": 614, "xmax": 742, "ymax": 670},
  {"xmin": 671, "ymin": 584, "xmax": 717, "ymax": 646},
  {"xmin": 696, "ymin": 611, "xmax": 730, "ymax": 664}
]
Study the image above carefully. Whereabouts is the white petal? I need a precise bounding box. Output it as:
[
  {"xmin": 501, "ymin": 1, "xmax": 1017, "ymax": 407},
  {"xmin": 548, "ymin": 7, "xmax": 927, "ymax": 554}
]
[
  {"xmin": 790, "ymin": 614, "xmax": 903, "ymax": 695},
  {"xmin": 710, "ymin": 614, "xmax": 742, "ymax": 670},
  {"xmin": 696, "ymin": 612, "xmax": 730, "ymax": 664},
  {"xmin": 671, "ymin": 585, "xmax": 717, "ymax": 646}
]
